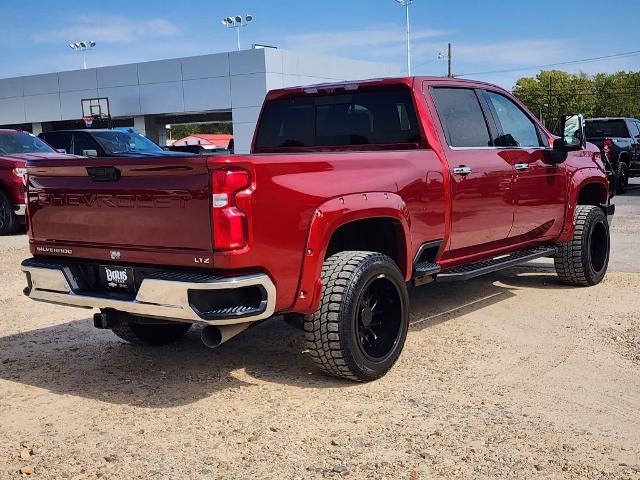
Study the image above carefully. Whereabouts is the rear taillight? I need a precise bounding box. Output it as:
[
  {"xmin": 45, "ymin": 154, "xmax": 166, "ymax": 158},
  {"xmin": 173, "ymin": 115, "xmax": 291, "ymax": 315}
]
[
  {"xmin": 13, "ymin": 167, "xmax": 27, "ymax": 186},
  {"xmin": 603, "ymin": 138, "xmax": 612, "ymax": 160},
  {"xmin": 211, "ymin": 169, "xmax": 251, "ymax": 250}
]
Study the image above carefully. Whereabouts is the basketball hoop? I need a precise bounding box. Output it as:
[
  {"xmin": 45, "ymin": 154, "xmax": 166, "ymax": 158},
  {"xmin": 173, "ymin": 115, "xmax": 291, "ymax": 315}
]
[{"xmin": 81, "ymin": 97, "xmax": 111, "ymax": 129}]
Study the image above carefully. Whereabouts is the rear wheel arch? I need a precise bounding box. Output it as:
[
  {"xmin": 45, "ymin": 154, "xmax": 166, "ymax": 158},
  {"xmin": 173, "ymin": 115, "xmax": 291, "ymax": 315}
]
[
  {"xmin": 291, "ymin": 192, "xmax": 412, "ymax": 314},
  {"xmin": 325, "ymin": 217, "xmax": 408, "ymax": 276}
]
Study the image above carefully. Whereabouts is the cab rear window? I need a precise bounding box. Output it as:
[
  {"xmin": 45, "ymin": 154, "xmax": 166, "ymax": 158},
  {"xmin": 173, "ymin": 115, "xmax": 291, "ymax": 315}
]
[
  {"xmin": 254, "ymin": 87, "xmax": 423, "ymax": 151},
  {"xmin": 585, "ymin": 120, "xmax": 629, "ymax": 138}
]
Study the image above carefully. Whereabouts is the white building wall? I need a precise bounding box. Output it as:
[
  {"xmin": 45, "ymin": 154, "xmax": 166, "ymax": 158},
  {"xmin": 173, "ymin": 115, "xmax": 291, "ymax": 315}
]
[{"xmin": 0, "ymin": 49, "xmax": 400, "ymax": 153}]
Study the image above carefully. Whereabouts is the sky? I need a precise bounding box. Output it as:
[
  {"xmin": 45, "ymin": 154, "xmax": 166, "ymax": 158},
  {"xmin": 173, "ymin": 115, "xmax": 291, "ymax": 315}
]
[{"xmin": 1, "ymin": 0, "xmax": 639, "ymax": 89}]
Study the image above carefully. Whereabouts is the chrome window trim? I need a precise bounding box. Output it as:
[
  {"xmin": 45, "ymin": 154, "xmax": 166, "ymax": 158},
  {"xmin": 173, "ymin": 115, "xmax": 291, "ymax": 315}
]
[{"xmin": 448, "ymin": 145, "xmax": 551, "ymax": 151}]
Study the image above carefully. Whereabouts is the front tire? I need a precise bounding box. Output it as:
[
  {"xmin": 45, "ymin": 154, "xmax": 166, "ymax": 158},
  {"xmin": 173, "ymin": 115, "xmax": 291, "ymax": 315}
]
[
  {"xmin": 554, "ymin": 205, "xmax": 610, "ymax": 286},
  {"xmin": 0, "ymin": 190, "xmax": 19, "ymax": 236},
  {"xmin": 304, "ymin": 251, "xmax": 409, "ymax": 382},
  {"xmin": 112, "ymin": 316, "xmax": 192, "ymax": 346}
]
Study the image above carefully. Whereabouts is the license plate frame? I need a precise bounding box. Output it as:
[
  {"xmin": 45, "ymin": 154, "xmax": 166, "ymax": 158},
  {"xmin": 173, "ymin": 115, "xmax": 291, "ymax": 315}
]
[{"xmin": 98, "ymin": 265, "xmax": 135, "ymax": 293}]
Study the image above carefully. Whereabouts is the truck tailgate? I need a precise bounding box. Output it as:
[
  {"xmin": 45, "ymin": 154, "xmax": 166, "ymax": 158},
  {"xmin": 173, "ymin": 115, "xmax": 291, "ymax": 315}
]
[{"xmin": 27, "ymin": 156, "xmax": 212, "ymax": 263}]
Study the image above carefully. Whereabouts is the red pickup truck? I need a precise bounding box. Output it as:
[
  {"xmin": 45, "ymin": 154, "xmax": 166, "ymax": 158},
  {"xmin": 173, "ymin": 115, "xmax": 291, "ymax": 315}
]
[
  {"xmin": 21, "ymin": 77, "xmax": 613, "ymax": 382},
  {"xmin": 0, "ymin": 130, "xmax": 71, "ymax": 235}
]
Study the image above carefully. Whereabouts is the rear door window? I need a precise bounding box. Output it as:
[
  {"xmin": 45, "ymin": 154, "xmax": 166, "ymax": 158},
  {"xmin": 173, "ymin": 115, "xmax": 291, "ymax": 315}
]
[
  {"xmin": 41, "ymin": 132, "xmax": 72, "ymax": 153},
  {"xmin": 72, "ymin": 133, "xmax": 100, "ymax": 156},
  {"xmin": 483, "ymin": 91, "xmax": 542, "ymax": 148},
  {"xmin": 431, "ymin": 87, "xmax": 492, "ymax": 148},
  {"xmin": 627, "ymin": 121, "xmax": 640, "ymax": 138},
  {"xmin": 254, "ymin": 87, "xmax": 422, "ymax": 150},
  {"xmin": 585, "ymin": 120, "xmax": 630, "ymax": 138}
]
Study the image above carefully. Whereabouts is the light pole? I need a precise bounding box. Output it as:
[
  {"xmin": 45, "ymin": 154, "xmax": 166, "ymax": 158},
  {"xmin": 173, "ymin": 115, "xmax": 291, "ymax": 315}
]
[
  {"xmin": 69, "ymin": 41, "xmax": 96, "ymax": 70},
  {"xmin": 395, "ymin": 0, "xmax": 413, "ymax": 76},
  {"xmin": 221, "ymin": 15, "xmax": 253, "ymax": 51}
]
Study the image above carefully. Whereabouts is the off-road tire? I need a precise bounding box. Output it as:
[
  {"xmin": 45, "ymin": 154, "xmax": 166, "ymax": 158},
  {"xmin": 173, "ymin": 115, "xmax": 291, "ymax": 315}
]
[
  {"xmin": 304, "ymin": 251, "xmax": 409, "ymax": 382},
  {"xmin": 112, "ymin": 317, "xmax": 192, "ymax": 346},
  {"xmin": 554, "ymin": 205, "xmax": 610, "ymax": 286},
  {"xmin": 616, "ymin": 162, "xmax": 629, "ymax": 194},
  {"xmin": 0, "ymin": 190, "xmax": 19, "ymax": 236}
]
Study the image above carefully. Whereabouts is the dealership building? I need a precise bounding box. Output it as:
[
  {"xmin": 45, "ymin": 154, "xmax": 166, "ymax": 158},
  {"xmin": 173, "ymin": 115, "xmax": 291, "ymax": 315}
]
[{"xmin": 0, "ymin": 48, "xmax": 399, "ymax": 153}]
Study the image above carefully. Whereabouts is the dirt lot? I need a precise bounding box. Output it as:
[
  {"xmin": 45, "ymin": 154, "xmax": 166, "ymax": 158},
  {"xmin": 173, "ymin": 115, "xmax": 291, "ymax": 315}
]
[{"xmin": 1, "ymin": 186, "xmax": 640, "ymax": 479}]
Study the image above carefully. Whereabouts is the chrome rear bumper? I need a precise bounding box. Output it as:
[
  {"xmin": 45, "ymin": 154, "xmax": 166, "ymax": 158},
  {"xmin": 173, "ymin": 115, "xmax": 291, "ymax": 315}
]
[{"xmin": 21, "ymin": 260, "xmax": 276, "ymax": 325}]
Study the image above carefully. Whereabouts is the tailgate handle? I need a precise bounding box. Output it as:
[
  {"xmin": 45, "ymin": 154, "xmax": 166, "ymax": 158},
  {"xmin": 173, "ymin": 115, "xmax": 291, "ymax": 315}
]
[{"xmin": 86, "ymin": 166, "xmax": 121, "ymax": 182}]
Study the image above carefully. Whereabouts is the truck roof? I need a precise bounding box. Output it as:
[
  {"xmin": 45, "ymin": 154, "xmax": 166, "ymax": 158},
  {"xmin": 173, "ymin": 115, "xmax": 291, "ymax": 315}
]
[
  {"xmin": 264, "ymin": 76, "xmax": 507, "ymax": 101},
  {"xmin": 42, "ymin": 129, "xmax": 117, "ymax": 133},
  {"xmin": 586, "ymin": 117, "xmax": 638, "ymax": 122}
]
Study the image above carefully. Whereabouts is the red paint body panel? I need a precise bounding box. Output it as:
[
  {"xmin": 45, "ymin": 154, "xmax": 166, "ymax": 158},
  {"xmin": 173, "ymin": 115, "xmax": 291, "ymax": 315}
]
[{"xmin": 25, "ymin": 77, "xmax": 610, "ymax": 315}]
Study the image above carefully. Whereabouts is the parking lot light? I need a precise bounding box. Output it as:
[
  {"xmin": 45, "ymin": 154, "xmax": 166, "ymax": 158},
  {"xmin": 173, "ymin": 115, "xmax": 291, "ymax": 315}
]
[
  {"xmin": 69, "ymin": 41, "xmax": 97, "ymax": 70},
  {"xmin": 221, "ymin": 15, "xmax": 253, "ymax": 51},
  {"xmin": 395, "ymin": 0, "xmax": 413, "ymax": 76}
]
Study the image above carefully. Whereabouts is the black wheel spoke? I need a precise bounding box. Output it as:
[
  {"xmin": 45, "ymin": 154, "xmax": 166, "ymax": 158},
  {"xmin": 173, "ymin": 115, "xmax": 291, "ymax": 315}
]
[
  {"xmin": 369, "ymin": 295, "xmax": 381, "ymax": 312},
  {"xmin": 355, "ymin": 276, "xmax": 402, "ymax": 361}
]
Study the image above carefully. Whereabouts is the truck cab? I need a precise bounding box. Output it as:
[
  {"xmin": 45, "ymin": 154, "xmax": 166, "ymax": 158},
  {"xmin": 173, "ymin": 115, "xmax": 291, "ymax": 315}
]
[{"xmin": 39, "ymin": 129, "xmax": 192, "ymax": 158}]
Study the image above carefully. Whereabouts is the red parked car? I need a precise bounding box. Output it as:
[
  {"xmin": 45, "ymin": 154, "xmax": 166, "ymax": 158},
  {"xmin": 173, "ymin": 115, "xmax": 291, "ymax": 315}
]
[
  {"xmin": 0, "ymin": 130, "xmax": 73, "ymax": 235},
  {"xmin": 21, "ymin": 77, "xmax": 613, "ymax": 381}
]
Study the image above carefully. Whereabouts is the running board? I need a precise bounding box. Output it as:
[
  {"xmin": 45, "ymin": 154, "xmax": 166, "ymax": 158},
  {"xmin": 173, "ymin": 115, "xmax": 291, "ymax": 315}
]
[{"xmin": 436, "ymin": 246, "xmax": 558, "ymax": 282}]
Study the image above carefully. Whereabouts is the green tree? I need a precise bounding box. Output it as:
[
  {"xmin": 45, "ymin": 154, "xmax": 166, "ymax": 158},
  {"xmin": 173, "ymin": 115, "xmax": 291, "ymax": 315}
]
[{"xmin": 512, "ymin": 70, "xmax": 640, "ymax": 134}]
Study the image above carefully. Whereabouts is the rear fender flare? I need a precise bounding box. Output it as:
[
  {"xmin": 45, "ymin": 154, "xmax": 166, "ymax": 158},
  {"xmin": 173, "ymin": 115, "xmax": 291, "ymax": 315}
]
[
  {"xmin": 557, "ymin": 169, "xmax": 609, "ymax": 243},
  {"xmin": 290, "ymin": 192, "xmax": 412, "ymax": 314}
]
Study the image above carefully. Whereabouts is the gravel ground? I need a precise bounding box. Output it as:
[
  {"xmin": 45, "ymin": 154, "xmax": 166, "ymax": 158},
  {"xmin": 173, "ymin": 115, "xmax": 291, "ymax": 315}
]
[{"xmin": 1, "ymin": 184, "xmax": 639, "ymax": 479}]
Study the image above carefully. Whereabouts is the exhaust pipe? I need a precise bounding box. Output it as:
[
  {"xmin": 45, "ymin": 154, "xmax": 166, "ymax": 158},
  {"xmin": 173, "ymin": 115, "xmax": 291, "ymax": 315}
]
[{"xmin": 201, "ymin": 322, "xmax": 252, "ymax": 348}]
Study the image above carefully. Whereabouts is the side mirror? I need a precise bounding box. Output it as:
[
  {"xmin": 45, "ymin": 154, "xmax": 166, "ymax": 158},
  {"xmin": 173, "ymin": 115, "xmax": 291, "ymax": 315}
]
[
  {"xmin": 56, "ymin": 148, "xmax": 67, "ymax": 154},
  {"xmin": 82, "ymin": 149, "xmax": 99, "ymax": 157},
  {"xmin": 553, "ymin": 114, "xmax": 586, "ymax": 152}
]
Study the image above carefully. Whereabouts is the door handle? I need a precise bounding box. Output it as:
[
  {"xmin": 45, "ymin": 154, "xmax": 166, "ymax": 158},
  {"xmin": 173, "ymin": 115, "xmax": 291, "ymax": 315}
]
[
  {"xmin": 514, "ymin": 163, "xmax": 529, "ymax": 171},
  {"xmin": 452, "ymin": 166, "xmax": 472, "ymax": 175}
]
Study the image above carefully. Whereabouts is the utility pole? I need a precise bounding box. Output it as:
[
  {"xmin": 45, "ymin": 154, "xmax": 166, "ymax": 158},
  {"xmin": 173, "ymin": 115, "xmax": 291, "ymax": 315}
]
[
  {"xmin": 438, "ymin": 43, "xmax": 453, "ymax": 77},
  {"xmin": 548, "ymin": 75, "xmax": 553, "ymax": 132}
]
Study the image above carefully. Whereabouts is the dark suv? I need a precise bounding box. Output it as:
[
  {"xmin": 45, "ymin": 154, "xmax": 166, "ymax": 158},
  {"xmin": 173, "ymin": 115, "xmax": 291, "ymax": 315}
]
[
  {"xmin": 585, "ymin": 117, "xmax": 640, "ymax": 193},
  {"xmin": 39, "ymin": 129, "xmax": 190, "ymax": 158}
]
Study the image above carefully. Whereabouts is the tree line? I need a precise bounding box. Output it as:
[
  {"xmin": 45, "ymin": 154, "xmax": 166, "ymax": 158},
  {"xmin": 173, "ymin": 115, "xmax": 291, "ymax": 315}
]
[{"xmin": 512, "ymin": 70, "xmax": 640, "ymax": 134}]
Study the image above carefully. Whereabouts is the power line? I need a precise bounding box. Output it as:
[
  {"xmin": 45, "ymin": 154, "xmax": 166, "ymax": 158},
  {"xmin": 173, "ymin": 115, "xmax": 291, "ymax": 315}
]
[
  {"xmin": 517, "ymin": 89, "xmax": 640, "ymax": 95},
  {"xmin": 457, "ymin": 50, "xmax": 640, "ymax": 77}
]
